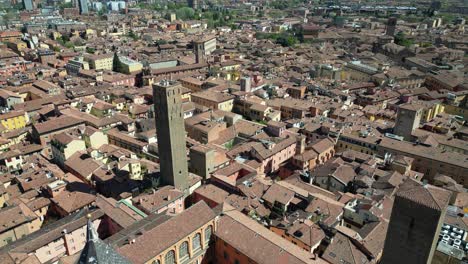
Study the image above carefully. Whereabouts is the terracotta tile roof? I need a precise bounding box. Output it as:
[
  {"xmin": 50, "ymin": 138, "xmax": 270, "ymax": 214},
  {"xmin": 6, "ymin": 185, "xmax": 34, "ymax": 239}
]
[
  {"xmin": 5, "ymin": 184, "xmax": 21, "ymax": 200},
  {"xmin": 33, "ymin": 116, "xmax": 84, "ymax": 135},
  {"xmin": 107, "ymin": 129, "xmax": 147, "ymax": 148},
  {"xmin": 359, "ymin": 220, "xmax": 388, "ymax": 258},
  {"xmin": 0, "ymin": 203, "xmax": 37, "ymax": 233},
  {"xmin": 64, "ymin": 152, "xmax": 103, "ymax": 179},
  {"xmin": 32, "ymin": 80, "xmax": 59, "ymax": 92},
  {"xmin": 131, "ymin": 186, "xmax": 184, "ymax": 213},
  {"xmin": 52, "ymin": 132, "xmax": 78, "ymax": 145},
  {"xmin": 180, "ymin": 76, "xmax": 203, "ymax": 86},
  {"xmin": 116, "ymin": 201, "xmax": 216, "ymax": 264},
  {"xmin": 17, "ymin": 170, "xmax": 56, "ymax": 192},
  {"xmin": 193, "ymin": 184, "xmax": 229, "ymax": 204},
  {"xmin": 453, "ymin": 192, "xmax": 468, "ymax": 209},
  {"xmin": 237, "ymin": 178, "xmax": 270, "ymax": 199},
  {"xmin": 372, "ymin": 171, "xmax": 405, "ymax": 189},
  {"xmin": 294, "ymin": 149, "xmax": 318, "ymax": 162},
  {"xmin": 284, "ymin": 175, "xmax": 338, "ymax": 200},
  {"xmin": 396, "ymin": 179, "xmax": 451, "ymax": 211},
  {"xmin": 192, "ymin": 90, "xmax": 235, "ymax": 103},
  {"xmin": 233, "ymin": 119, "xmax": 265, "ymax": 137},
  {"xmin": 213, "ymin": 161, "xmax": 254, "ymax": 177},
  {"xmin": 149, "ymin": 62, "xmax": 208, "ymax": 75},
  {"xmin": 51, "ymin": 182, "xmax": 96, "ymax": 214},
  {"xmin": 95, "ymin": 195, "xmax": 143, "ymax": 228},
  {"xmin": 310, "ymin": 138, "xmax": 335, "ymax": 154},
  {"xmin": 315, "ymin": 163, "xmax": 356, "ymax": 185},
  {"xmin": 262, "ymin": 183, "xmax": 295, "ymax": 205},
  {"xmin": 60, "ymin": 107, "xmax": 129, "ymax": 129},
  {"xmin": 92, "ymin": 100, "xmax": 115, "ymax": 111},
  {"xmin": 25, "ymin": 197, "xmax": 51, "ymax": 212},
  {"xmin": 305, "ymin": 196, "xmax": 344, "ymax": 226},
  {"xmin": 286, "ymin": 220, "xmax": 326, "ymax": 248},
  {"xmin": 82, "ymin": 126, "xmax": 99, "ymax": 136},
  {"xmin": 0, "ymin": 89, "xmax": 21, "ymax": 99},
  {"xmin": 322, "ymin": 232, "xmax": 370, "ymax": 264},
  {"xmin": 83, "ymin": 53, "xmax": 113, "ymax": 61},
  {"xmin": 252, "ymin": 136, "xmax": 296, "ymax": 160},
  {"xmin": 216, "ymin": 207, "xmax": 327, "ymax": 264},
  {"xmin": 0, "ymin": 31, "xmax": 22, "ymax": 37},
  {"xmin": 0, "ymin": 209, "xmax": 103, "ymax": 255},
  {"xmin": 0, "ymin": 143, "xmax": 42, "ymax": 159},
  {"xmin": 0, "ymin": 110, "xmax": 25, "ymax": 120}
]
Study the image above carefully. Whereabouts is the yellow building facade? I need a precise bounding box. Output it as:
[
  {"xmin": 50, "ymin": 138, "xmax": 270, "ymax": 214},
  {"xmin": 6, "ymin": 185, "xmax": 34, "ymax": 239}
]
[
  {"xmin": 421, "ymin": 103, "xmax": 445, "ymax": 123},
  {"xmin": 0, "ymin": 111, "xmax": 28, "ymax": 131}
]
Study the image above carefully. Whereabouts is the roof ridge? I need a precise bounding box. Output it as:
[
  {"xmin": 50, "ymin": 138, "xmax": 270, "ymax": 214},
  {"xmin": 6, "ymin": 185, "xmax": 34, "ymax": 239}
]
[
  {"xmin": 425, "ymin": 184, "xmax": 451, "ymax": 210},
  {"xmin": 397, "ymin": 184, "xmax": 440, "ymax": 210},
  {"xmin": 345, "ymin": 234, "xmax": 359, "ymax": 264},
  {"xmin": 424, "ymin": 186, "xmax": 442, "ymax": 210}
]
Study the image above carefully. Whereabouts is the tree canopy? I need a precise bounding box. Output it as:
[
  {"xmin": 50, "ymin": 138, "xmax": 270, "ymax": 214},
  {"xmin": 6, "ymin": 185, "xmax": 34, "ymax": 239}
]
[
  {"xmin": 394, "ymin": 31, "xmax": 414, "ymax": 47},
  {"xmin": 256, "ymin": 31, "xmax": 300, "ymax": 47},
  {"xmin": 113, "ymin": 53, "xmax": 123, "ymax": 73},
  {"xmin": 176, "ymin": 7, "xmax": 195, "ymax": 20}
]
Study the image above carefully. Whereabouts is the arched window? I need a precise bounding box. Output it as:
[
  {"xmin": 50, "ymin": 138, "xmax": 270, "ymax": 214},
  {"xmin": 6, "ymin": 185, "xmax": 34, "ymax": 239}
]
[
  {"xmin": 192, "ymin": 233, "xmax": 201, "ymax": 250},
  {"xmin": 204, "ymin": 226, "xmax": 213, "ymax": 242},
  {"xmin": 164, "ymin": 250, "xmax": 175, "ymax": 264},
  {"xmin": 179, "ymin": 241, "xmax": 189, "ymax": 259},
  {"xmin": 152, "ymin": 260, "xmax": 160, "ymax": 264}
]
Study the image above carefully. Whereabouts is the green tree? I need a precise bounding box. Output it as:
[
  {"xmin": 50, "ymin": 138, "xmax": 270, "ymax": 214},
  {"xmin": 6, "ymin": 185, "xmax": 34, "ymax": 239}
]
[
  {"xmin": 175, "ymin": 7, "xmax": 195, "ymax": 20},
  {"xmin": 207, "ymin": 19, "xmax": 215, "ymax": 28},
  {"xmin": 276, "ymin": 35, "xmax": 297, "ymax": 47},
  {"xmin": 64, "ymin": 42, "xmax": 74, "ymax": 49},
  {"xmin": 2, "ymin": 12, "xmax": 13, "ymax": 27},
  {"xmin": 394, "ymin": 31, "xmax": 413, "ymax": 47},
  {"xmin": 155, "ymin": 39, "xmax": 167, "ymax": 45},
  {"xmin": 58, "ymin": 2, "xmax": 73, "ymax": 10},
  {"xmin": 61, "ymin": 35, "xmax": 70, "ymax": 42},
  {"xmin": 440, "ymin": 13, "xmax": 455, "ymax": 24},
  {"xmin": 98, "ymin": 5, "xmax": 108, "ymax": 16},
  {"xmin": 270, "ymin": 0, "xmax": 288, "ymax": 10},
  {"xmin": 167, "ymin": 2, "xmax": 186, "ymax": 10},
  {"xmin": 256, "ymin": 31, "xmax": 299, "ymax": 47},
  {"xmin": 127, "ymin": 30, "xmax": 139, "ymax": 41},
  {"xmin": 113, "ymin": 53, "xmax": 123, "ymax": 73}
]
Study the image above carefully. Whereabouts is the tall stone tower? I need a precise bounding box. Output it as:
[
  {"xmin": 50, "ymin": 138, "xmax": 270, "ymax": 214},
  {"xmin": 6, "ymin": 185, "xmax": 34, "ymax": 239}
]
[
  {"xmin": 188, "ymin": 0, "xmax": 198, "ymax": 10},
  {"xmin": 393, "ymin": 104, "xmax": 423, "ymax": 141},
  {"xmin": 194, "ymin": 41, "xmax": 204, "ymax": 64},
  {"xmin": 189, "ymin": 145, "xmax": 215, "ymax": 180},
  {"xmin": 23, "ymin": 0, "xmax": 34, "ymax": 10},
  {"xmin": 381, "ymin": 180, "xmax": 451, "ymax": 264},
  {"xmin": 78, "ymin": 0, "xmax": 89, "ymax": 14},
  {"xmin": 153, "ymin": 81, "xmax": 189, "ymax": 191},
  {"xmin": 386, "ymin": 17, "xmax": 397, "ymax": 37},
  {"xmin": 240, "ymin": 76, "xmax": 251, "ymax": 92}
]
